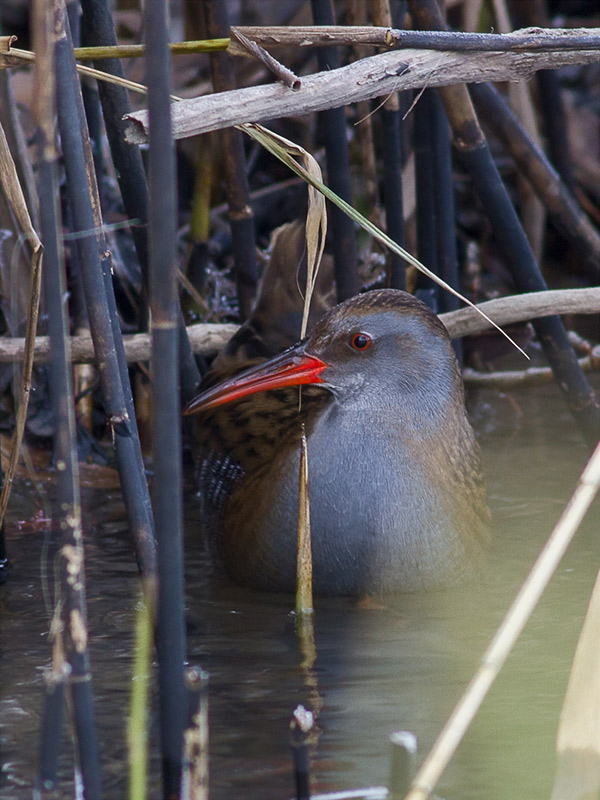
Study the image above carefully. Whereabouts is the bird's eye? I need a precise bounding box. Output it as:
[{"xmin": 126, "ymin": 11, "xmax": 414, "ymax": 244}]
[{"xmin": 350, "ymin": 333, "xmax": 372, "ymax": 351}]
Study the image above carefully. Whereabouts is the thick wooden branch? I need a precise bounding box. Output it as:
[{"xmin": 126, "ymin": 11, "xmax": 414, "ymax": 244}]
[
  {"xmin": 439, "ymin": 287, "xmax": 600, "ymax": 338},
  {"xmin": 0, "ymin": 288, "xmax": 598, "ymax": 364},
  {"xmin": 123, "ymin": 28, "xmax": 600, "ymax": 142}
]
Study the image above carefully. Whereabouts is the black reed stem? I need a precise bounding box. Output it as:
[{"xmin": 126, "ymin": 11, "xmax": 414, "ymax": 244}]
[
  {"xmin": 381, "ymin": 104, "xmax": 406, "ymax": 289},
  {"xmin": 145, "ymin": 2, "xmax": 187, "ymax": 797},
  {"xmin": 311, "ymin": 0, "xmax": 360, "ymax": 301},
  {"xmin": 468, "ymin": 83, "xmax": 600, "ymax": 281},
  {"xmin": 38, "ymin": 146, "xmax": 102, "ymax": 800},
  {"xmin": 202, "ymin": 0, "xmax": 258, "ymax": 321},
  {"xmin": 79, "ymin": 0, "xmax": 200, "ymax": 404},
  {"xmin": 373, "ymin": 0, "xmax": 406, "ymax": 290},
  {"xmin": 430, "ymin": 90, "xmax": 461, "ymax": 361},
  {"xmin": 414, "ymin": 89, "xmax": 439, "ymax": 310},
  {"xmin": 430, "ymin": 92, "xmax": 460, "ymax": 313},
  {"xmin": 54, "ymin": 14, "xmax": 157, "ymax": 589},
  {"xmin": 537, "ymin": 70, "xmax": 575, "ymax": 192}
]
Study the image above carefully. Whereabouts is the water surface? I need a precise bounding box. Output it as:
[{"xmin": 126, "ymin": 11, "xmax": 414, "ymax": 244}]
[{"xmin": 1, "ymin": 382, "xmax": 598, "ymax": 798}]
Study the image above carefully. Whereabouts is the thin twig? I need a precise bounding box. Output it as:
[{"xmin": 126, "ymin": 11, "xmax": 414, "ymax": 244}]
[
  {"xmin": 230, "ymin": 27, "xmax": 301, "ymax": 90},
  {"xmin": 72, "ymin": 38, "xmax": 229, "ymax": 59}
]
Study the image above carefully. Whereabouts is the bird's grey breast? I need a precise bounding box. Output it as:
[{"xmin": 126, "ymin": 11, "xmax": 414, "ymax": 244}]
[{"xmin": 252, "ymin": 399, "xmax": 475, "ymax": 594}]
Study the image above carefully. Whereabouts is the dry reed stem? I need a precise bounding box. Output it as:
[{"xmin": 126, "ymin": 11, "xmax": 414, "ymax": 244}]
[
  {"xmin": 405, "ymin": 439, "xmax": 600, "ymax": 800},
  {"xmin": 296, "ymin": 426, "xmax": 314, "ymax": 616},
  {"xmin": 551, "ymin": 562, "xmax": 600, "ymax": 800},
  {"xmin": 0, "ymin": 121, "xmax": 43, "ymax": 529}
]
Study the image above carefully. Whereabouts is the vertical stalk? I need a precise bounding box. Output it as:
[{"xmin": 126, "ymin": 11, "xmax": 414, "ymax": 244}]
[
  {"xmin": 201, "ymin": 0, "xmax": 258, "ymax": 320},
  {"xmin": 468, "ymin": 82, "xmax": 600, "ymax": 278},
  {"xmin": 310, "ymin": 0, "xmax": 360, "ymax": 301},
  {"xmin": 373, "ymin": 0, "xmax": 406, "ymax": 289},
  {"xmin": 36, "ymin": 666, "xmax": 68, "ymax": 796},
  {"xmin": 430, "ymin": 93, "xmax": 460, "ymax": 314},
  {"xmin": 39, "ymin": 86, "xmax": 103, "ymax": 800},
  {"xmin": 54, "ymin": 7, "xmax": 157, "ymax": 591},
  {"xmin": 79, "ymin": 0, "xmax": 200, "ymax": 403},
  {"xmin": 413, "ymin": 89, "xmax": 438, "ymax": 310},
  {"xmin": 144, "ymin": 1, "xmax": 186, "ymax": 797},
  {"xmin": 33, "ymin": 3, "xmax": 102, "ymax": 796}
]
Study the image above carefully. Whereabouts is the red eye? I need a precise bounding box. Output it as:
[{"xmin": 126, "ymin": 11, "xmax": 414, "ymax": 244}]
[{"xmin": 350, "ymin": 333, "xmax": 371, "ymax": 351}]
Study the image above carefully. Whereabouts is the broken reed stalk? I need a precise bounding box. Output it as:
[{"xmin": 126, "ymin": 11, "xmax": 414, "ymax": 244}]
[
  {"xmin": 36, "ymin": 664, "xmax": 69, "ymax": 795},
  {"xmin": 311, "ymin": 0, "xmax": 360, "ymax": 302},
  {"xmin": 388, "ymin": 730, "xmax": 417, "ymax": 799},
  {"xmin": 290, "ymin": 705, "xmax": 314, "ymax": 800},
  {"xmin": 182, "ymin": 667, "xmax": 209, "ymax": 800},
  {"xmin": 408, "ymin": 0, "xmax": 600, "ymax": 446},
  {"xmin": 202, "ymin": 0, "xmax": 258, "ymax": 320},
  {"xmin": 469, "ymin": 82, "xmax": 600, "ymax": 277},
  {"xmin": 405, "ymin": 438, "xmax": 600, "ymax": 800},
  {"xmin": 413, "ymin": 89, "xmax": 439, "ymax": 308},
  {"xmin": 145, "ymin": 0, "xmax": 187, "ymax": 795},
  {"xmin": 230, "ymin": 27, "xmax": 301, "ymax": 90},
  {"xmin": 79, "ymin": 0, "xmax": 200, "ymax": 405},
  {"xmin": 36, "ymin": 11, "xmax": 102, "ymax": 798},
  {"xmin": 54, "ymin": 7, "xmax": 158, "ymax": 591}
]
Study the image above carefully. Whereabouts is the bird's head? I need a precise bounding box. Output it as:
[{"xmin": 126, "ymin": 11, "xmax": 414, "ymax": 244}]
[{"xmin": 183, "ymin": 290, "xmax": 460, "ymax": 416}]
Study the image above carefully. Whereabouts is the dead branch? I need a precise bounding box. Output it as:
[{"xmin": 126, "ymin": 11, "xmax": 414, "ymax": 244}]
[
  {"xmin": 0, "ymin": 288, "xmax": 598, "ymax": 364},
  {"xmin": 124, "ymin": 28, "xmax": 600, "ymax": 142},
  {"xmin": 440, "ymin": 287, "xmax": 600, "ymax": 338}
]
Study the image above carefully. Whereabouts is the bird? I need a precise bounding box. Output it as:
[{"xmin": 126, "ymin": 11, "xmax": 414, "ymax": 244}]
[{"xmin": 185, "ymin": 225, "xmax": 490, "ymax": 596}]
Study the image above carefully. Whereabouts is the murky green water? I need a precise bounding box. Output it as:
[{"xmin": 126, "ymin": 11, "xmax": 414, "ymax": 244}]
[{"xmin": 1, "ymin": 382, "xmax": 599, "ymax": 799}]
